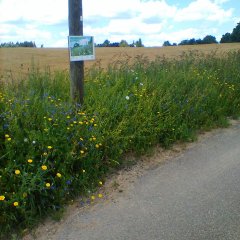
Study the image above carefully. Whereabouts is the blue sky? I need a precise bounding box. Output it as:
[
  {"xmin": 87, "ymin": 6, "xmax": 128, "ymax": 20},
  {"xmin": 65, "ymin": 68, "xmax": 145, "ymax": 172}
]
[{"xmin": 0, "ymin": 0, "xmax": 239, "ymax": 47}]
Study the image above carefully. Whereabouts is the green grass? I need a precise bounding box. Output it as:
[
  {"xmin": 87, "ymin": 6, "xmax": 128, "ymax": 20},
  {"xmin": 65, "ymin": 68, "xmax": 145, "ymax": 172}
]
[
  {"xmin": 71, "ymin": 45, "xmax": 93, "ymax": 56},
  {"xmin": 0, "ymin": 50, "xmax": 240, "ymax": 238}
]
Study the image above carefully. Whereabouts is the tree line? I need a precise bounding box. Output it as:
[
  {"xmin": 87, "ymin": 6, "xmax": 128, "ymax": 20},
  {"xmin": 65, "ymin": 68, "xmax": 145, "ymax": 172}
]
[
  {"xmin": 1, "ymin": 22, "xmax": 239, "ymax": 48},
  {"xmin": 220, "ymin": 22, "xmax": 240, "ymax": 43},
  {"xmin": 96, "ymin": 38, "xmax": 144, "ymax": 47},
  {"xmin": 163, "ymin": 22, "xmax": 240, "ymax": 46},
  {"xmin": 0, "ymin": 41, "xmax": 36, "ymax": 48}
]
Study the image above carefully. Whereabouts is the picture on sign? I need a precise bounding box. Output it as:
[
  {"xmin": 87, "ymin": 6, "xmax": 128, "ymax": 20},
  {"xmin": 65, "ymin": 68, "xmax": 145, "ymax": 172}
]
[{"xmin": 68, "ymin": 36, "xmax": 95, "ymax": 61}]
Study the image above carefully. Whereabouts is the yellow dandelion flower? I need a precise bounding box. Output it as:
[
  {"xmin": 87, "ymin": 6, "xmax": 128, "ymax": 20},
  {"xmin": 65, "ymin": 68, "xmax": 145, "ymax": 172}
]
[
  {"xmin": 95, "ymin": 144, "xmax": 100, "ymax": 148},
  {"xmin": 48, "ymin": 118, "xmax": 52, "ymax": 121},
  {"xmin": 94, "ymin": 124, "xmax": 97, "ymax": 127},
  {"xmin": 0, "ymin": 195, "xmax": 5, "ymax": 201},
  {"xmin": 41, "ymin": 165, "xmax": 47, "ymax": 171},
  {"xmin": 79, "ymin": 121, "xmax": 83, "ymax": 125},
  {"xmin": 80, "ymin": 137, "xmax": 84, "ymax": 141},
  {"xmin": 80, "ymin": 150, "xmax": 85, "ymax": 154},
  {"xmin": 92, "ymin": 137, "xmax": 96, "ymax": 141},
  {"xmin": 82, "ymin": 169, "xmax": 86, "ymax": 173},
  {"xmin": 67, "ymin": 116, "xmax": 70, "ymax": 119},
  {"xmin": 56, "ymin": 173, "xmax": 62, "ymax": 178},
  {"xmin": 5, "ymin": 134, "xmax": 9, "ymax": 138},
  {"xmin": 27, "ymin": 159, "xmax": 33, "ymax": 163},
  {"xmin": 13, "ymin": 202, "xmax": 19, "ymax": 207},
  {"xmin": 98, "ymin": 194, "xmax": 103, "ymax": 198},
  {"xmin": 43, "ymin": 152, "xmax": 48, "ymax": 156},
  {"xmin": 7, "ymin": 138, "xmax": 11, "ymax": 141},
  {"xmin": 91, "ymin": 196, "xmax": 95, "ymax": 200},
  {"xmin": 46, "ymin": 183, "xmax": 51, "ymax": 188},
  {"xmin": 47, "ymin": 146, "xmax": 53, "ymax": 150},
  {"xmin": 99, "ymin": 181, "xmax": 103, "ymax": 185},
  {"xmin": 15, "ymin": 170, "xmax": 20, "ymax": 175}
]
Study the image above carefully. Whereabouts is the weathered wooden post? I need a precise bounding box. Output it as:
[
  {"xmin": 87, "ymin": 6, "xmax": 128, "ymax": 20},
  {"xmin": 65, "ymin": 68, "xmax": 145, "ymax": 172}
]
[{"xmin": 68, "ymin": 0, "xmax": 84, "ymax": 104}]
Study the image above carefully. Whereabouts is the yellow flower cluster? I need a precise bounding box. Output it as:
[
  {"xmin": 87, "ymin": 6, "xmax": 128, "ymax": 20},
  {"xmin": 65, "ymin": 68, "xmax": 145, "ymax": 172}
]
[
  {"xmin": 5, "ymin": 134, "xmax": 11, "ymax": 141},
  {"xmin": 0, "ymin": 195, "xmax": 5, "ymax": 201}
]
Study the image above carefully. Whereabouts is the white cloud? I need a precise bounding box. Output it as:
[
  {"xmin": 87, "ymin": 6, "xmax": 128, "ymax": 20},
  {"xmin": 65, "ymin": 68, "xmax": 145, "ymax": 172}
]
[
  {"xmin": 51, "ymin": 39, "xmax": 68, "ymax": 48},
  {"xmin": 0, "ymin": 22, "xmax": 52, "ymax": 47},
  {"xmin": 139, "ymin": 0, "xmax": 177, "ymax": 20},
  {"xmin": 175, "ymin": 0, "xmax": 233, "ymax": 22},
  {"xmin": 0, "ymin": 0, "xmax": 237, "ymax": 47},
  {"xmin": 83, "ymin": 0, "xmax": 140, "ymax": 18},
  {"xmin": 0, "ymin": 0, "xmax": 67, "ymax": 24}
]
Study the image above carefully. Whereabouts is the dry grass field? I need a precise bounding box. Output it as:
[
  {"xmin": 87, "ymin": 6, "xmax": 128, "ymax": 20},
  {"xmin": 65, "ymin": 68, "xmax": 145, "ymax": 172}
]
[{"xmin": 1, "ymin": 43, "xmax": 240, "ymax": 79}]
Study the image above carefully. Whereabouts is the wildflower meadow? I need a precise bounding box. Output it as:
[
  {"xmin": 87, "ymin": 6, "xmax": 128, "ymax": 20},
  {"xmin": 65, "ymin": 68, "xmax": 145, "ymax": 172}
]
[{"xmin": 0, "ymin": 50, "xmax": 240, "ymax": 237}]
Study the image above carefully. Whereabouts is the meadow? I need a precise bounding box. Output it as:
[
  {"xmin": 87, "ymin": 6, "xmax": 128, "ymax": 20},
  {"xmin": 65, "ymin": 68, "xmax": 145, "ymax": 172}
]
[{"xmin": 0, "ymin": 44, "xmax": 240, "ymax": 237}]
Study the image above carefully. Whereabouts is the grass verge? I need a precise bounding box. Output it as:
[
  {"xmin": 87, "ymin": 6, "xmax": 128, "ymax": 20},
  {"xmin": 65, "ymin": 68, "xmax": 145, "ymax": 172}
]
[{"xmin": 0, "ymin": 50, "xmax": 240, "ymax": 238}]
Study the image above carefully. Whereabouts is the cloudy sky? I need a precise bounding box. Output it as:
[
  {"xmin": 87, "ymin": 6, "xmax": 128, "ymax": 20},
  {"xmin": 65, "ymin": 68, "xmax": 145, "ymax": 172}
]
[{"xmin": 0, "ymin": 0, "xmax": 239, "ymax": 47}]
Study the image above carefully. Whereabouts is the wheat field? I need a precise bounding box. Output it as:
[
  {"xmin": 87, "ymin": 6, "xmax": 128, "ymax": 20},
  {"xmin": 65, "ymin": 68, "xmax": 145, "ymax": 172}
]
[{"xmin": 1, "ymin": 43, "xmax": 240, "ymax": 79}]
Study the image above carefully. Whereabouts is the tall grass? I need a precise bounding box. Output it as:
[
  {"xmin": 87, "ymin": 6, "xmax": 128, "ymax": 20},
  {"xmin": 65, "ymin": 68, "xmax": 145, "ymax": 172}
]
[{"xmin": 0, "ymin": 50, "xmax": 240, "ymax": 237}]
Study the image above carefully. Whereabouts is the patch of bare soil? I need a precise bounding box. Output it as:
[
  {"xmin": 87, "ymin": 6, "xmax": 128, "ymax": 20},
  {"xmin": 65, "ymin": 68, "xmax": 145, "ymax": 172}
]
[{"xmin": 22, "ymin": 119, "xmax": 239, "ymax": 240}]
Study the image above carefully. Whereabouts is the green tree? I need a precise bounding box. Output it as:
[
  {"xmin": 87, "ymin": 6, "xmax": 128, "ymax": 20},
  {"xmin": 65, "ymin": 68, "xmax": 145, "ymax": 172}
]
[
  {"xmin": 135, "ymin": 38, "xmax": 144, "ymax": 47},
  {"xmin": 163, "ymin": 41, "xmax": 171, "ymax": 47},
  {"xmin": 220, "ymin": 33, "xmax": 232, "ymax": 43},
  {"xmin": 119, "ymin": 40, "xmax": 129, "ymax": 47},
  {"xmin": 202, "ymin": 35, "xmax": 218, "ymax": 44},
  {"xmin": 231, "ymin": 22, "xmax": 240, "ymax": 42},
  {"xmin": 103, "ymin": 39, "xmax": 110, "ymax": 47}
]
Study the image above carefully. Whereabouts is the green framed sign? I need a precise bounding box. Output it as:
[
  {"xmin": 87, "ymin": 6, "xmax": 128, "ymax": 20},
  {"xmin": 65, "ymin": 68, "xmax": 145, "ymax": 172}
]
[{"xmin": 68, "ymin": 36, "xmax": 95, "ymax": 61}]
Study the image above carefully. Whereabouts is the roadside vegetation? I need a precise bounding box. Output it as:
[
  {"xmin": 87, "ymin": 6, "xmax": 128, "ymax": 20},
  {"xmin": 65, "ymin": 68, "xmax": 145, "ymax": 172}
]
[{"xmin": 0, "ymin": 50, "xmax": 240, "ymax": 238}]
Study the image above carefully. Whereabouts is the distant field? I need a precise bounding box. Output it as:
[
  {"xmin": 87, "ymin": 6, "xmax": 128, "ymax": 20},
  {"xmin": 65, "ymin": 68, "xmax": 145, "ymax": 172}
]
[{"xmin": 1, "ymin": 43, "xmax": 240, "ymax": 79}]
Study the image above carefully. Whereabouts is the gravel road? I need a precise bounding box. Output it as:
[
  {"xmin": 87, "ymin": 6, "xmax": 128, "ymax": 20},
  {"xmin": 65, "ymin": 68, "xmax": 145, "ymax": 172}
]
[{"xmin": 26, "ymin": 120, "xmax": 240, "ymax": 240}]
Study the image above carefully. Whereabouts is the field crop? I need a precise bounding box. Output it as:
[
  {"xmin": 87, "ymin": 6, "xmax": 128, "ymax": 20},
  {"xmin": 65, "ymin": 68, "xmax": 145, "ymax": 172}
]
[
  {"xmin": 1, "ymin": 43, "xmax": 240, "ymax": 79},
  {"xmin": 0, "ymin": 46, "xmax": 240, "ymax": 238}
]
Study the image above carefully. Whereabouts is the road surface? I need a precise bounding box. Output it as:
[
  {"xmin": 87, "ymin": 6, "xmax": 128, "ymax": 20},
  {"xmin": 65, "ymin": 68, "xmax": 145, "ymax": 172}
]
[{"xmin": 29, "ymin": 120, "xmax": 240, "ymax": 240}]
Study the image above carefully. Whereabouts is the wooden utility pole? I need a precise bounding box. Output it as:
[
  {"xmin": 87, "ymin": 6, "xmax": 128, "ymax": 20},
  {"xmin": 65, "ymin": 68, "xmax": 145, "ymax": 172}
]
[{"xmin": 68, "ymin": 0, "xmax": 84, "ymax": 104}]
